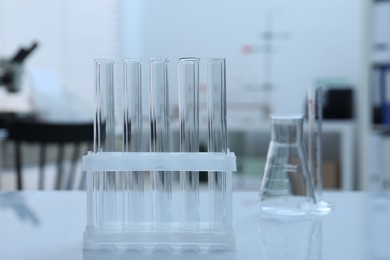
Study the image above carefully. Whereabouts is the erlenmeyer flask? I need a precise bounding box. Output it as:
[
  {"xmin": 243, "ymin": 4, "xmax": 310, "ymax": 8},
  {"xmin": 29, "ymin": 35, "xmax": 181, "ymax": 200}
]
[{"xmin": 259, "ymin": 114, "xmax": 316, "ymax": 218}]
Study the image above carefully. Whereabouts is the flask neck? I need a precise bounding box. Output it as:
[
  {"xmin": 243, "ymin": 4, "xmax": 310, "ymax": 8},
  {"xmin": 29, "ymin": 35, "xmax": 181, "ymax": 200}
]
[{"xmin": 270, "ymin": 115, "xmax": 304, "ymax": 144}]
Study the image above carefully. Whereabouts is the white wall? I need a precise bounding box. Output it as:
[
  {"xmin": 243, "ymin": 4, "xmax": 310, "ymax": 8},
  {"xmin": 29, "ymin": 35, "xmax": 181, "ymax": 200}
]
[
  {"xmin": 0, "ymin": 0, "xmax": 371, "ymax": 188},
  {"xmin": 0, "ymin": 0, "xmax": 367, "ymax": 125},
  {"xmin": 0, "ymin": 0, "xmax": 127, "ymax": 120},
  {"xmin": 139, "ymin": 0, "xmax": 367, "ymax": 125}
]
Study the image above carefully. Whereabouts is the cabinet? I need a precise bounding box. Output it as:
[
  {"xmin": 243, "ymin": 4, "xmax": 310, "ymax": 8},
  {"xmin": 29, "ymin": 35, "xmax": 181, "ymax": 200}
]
[
  {"xmin": 367, "ymin": 0, "xmax": 390, "ymax": 191},
  {"xmin": 372, "ymin": 0, "xmax": 390, "ymax": 126}
]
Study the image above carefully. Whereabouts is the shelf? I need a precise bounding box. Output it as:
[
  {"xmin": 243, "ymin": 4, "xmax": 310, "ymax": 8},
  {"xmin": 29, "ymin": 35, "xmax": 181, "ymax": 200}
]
[
  {"xmin": 372, "ymin": 124, "xmax": 390, "ymax": 135},
  {"xmin": 372, "ymin": 61, "xmax": 390, "ymax": 67}
]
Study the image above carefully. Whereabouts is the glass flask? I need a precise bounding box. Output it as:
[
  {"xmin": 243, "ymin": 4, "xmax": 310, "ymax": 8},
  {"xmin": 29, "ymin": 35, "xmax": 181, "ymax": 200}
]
[{"xmin": 259, "ymin": 114, "xmax": 316, "ymax": 218}]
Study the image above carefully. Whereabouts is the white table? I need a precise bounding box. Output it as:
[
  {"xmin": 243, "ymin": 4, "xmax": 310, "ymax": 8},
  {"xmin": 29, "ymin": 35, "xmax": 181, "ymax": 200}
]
[{"xmin": 0, "ymin": 191, "xmax": 389, "ymax": 260}]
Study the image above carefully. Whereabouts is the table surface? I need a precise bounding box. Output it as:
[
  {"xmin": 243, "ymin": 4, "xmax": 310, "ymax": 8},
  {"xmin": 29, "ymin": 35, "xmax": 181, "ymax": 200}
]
[{"xmin": 0, "ymin": 191, "xmax": 389, "ymax": 260}]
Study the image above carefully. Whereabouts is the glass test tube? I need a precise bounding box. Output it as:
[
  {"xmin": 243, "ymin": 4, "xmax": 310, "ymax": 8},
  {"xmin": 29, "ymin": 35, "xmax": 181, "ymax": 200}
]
[
  {"xmin": 178, "ymin": 57, "xmax": 200, "ymax": 228},
  {"xmin": 123, "ymin": 59, "xmax": 144, "ymax": 226},
  {"xmin": 316, "ymin": 86, "xmax": 334, "ymax": 212},
  {"xmin": 149, "ymin": 58, "xmax": 172, "ymax": 228},
  {"xmin": 94, "ymin": 59, "xmax": 116, "ymax": 153},
  {"xmin": 308, "ymin": 87, "xmax": 325, "ymax": 197},
  {"xmin": 307, "ymin": 86, "xmax": 316, "ymax": 195},
  {"xmin": 315, "ymin": 87, "xmax": 324, "ymax": 200},
  {"xmin": 93, "ymin": 59, "xmax": 117, "ymax": 228},
  {"xmin": 207, "ymin": 58, "xmax": 228, "ymax": 230},
  {"xmin": 308, "ymin": 86, "xmax": 332, "ymax": 212}
]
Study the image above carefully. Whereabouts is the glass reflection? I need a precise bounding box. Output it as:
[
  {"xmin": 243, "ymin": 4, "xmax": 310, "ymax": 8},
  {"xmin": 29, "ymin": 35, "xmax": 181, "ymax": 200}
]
[
  {"xmin": 0, "ymin": 192, "xmax": 40, "ymax": 226},
  {"xmin": 369, "ymin": 194, "xmax": 390, "ymax": 259},
  {"xmin": 83, "ymin": 248, "xmax": 235, "ymax": 260},
  {"xmin": 257, "ymin": 216, "xmax": 322, "ymax": 260}
]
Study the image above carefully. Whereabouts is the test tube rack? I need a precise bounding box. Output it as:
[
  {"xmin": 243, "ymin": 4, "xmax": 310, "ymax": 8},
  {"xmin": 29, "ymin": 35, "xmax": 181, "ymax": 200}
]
[
  {"xmin": 82, "ymin": 151, "xmax": 236, "ymax": 253},
  {"xmin": 84, "ymin": 57, "xmax": 234, "ymax": 253}
]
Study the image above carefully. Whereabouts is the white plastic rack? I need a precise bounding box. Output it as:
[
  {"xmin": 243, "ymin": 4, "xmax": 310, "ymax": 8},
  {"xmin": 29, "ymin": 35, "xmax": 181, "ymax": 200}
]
[{"xmin": 82, "ymin": 151, "xmax": 237, "ymax": 253}]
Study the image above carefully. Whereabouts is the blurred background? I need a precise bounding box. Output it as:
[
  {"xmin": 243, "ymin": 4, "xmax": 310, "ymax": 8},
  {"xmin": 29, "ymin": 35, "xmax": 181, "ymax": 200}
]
[{"xmin": 0, "ymin": 0, "xmax": 384, "ymax": 192}]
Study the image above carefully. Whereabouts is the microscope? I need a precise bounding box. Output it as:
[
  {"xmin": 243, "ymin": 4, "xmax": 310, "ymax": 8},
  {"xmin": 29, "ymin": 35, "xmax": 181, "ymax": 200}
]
[{"xmin": 0, "ymin": 42, "xmax": 38, "ymax": 93}]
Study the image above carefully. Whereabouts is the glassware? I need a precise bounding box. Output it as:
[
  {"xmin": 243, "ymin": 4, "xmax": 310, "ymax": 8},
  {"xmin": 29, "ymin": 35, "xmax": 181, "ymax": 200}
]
[
  {"xmin": 93, "ymin": 59, "xmax": 119, "ymax": 228},
  {"xmin": 94, "ymin": 59, "xmax": 115, "ymax": 153},
  {"xmin": 207, "ymin": 58, "xmax": 231, "ymax": 230},
  {"xmin": 84, "ymin": 57, "xmax": 237, "ymax": 251},
  {"xmin": 178, "ymin": 57, "xmax": 200, "ymax": 229},
  {"xmin": 259, "ymin": 114, "xmax": 316, "ymax": 218},
  {"xmin": 123, "ymin": 58, "xmax": 144, "ymax": 226},
  {"xmin": 308, "ymin": 86, "xmax": 333, "ymax": 214},
  {"xmin": 149, "ymin": 57, "xmax": 172, "ymax": 228},
  {"xmin": 257, "ymin": 216, "xmax": 322, "ymax": 260}
]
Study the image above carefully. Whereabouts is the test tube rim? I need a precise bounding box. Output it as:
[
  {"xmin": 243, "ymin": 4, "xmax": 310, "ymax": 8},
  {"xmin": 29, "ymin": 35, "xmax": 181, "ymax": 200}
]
[
  {"xmin": 270, "ymin": 114, "xmax": 304, "ymax": 121},
  {"xmin": 206, "ymin": 57, "xmax": 226, "ymax": 62},
  {"xmin": 149, "ymin": 57, "xmax": 169, "ymax": 63},
  {"xmin": 95, "ymin": 59, "xmax": 114, "ymax": 64},
  {"xmin": 123, "ymin": 58, "xmax": 142, "ymax": 63},
  {"xmin": 178, "ymin": 57, "xmax": 201, "ymax": 63}
]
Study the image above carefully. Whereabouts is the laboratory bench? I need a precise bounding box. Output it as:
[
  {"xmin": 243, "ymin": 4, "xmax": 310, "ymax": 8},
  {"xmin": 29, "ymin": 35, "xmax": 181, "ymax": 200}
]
[{"xmin": 0, "ymin": 191, "xmax": 389, "ymax": 260}]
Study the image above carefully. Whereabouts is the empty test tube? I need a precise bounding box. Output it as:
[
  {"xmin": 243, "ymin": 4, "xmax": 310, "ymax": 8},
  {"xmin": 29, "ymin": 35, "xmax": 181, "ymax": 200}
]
[
  {"xmin": 94, "ymin": 59, "xmax": 116, "ymax": 153},
  {"xmin": 178, "ymin": 57, "xmax": 200, "ymax": 228},
  {"xmin": 93, "ymin": 59, "xmax": 118, "ymax": 228},
  {"xmin": 123, "ymin": 59, "xmax": 144, "ymax": 227},
  {"xmin": 315, "ymin": 87, "xmax": 332, "ymax": 211},
  {"xmin": 307, "ymin": 86, "xmax": 316, "ymax": 195},
  {"xmin": 315, "ymin": 87, "xmax": 324, "ymax": 200},
  {"xmin": 308, "ymin": 86, "xmax": 325, "ymax": 199},
  {"xmin": 207, "ymin": 58, "xmax": 228, "ymax": 230},
  {"xmin": 149, "ymin": 58, "xmax": 172, "ymax": 228},
  {"xmin": 308, "ymin": 86, "xmax": 332, "ymax": 212}
]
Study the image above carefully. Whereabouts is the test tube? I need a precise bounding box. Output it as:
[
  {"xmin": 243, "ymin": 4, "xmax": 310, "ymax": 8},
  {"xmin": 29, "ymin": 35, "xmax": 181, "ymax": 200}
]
[
  {"xmin": 178, "ymin": 57, "xmax": 200, "ymax": 228},
  {"xmin": 123, "ymin": 59, "xmax": 144, "ymax": 227},
  {"xmin": 94, "ymin": 59, "xmax": 116, "ymax": 153},
  {"xmin": 149, "ymin": 58, "xmax": 172, "ymax": 228},
  {"xmin": 93, "ymin": 59, "xmax": 118, "ymax": 228},
  {"xmin": 308, "ymin": 86, "xmax": 332, "ymax": 212},
  {"xmin": 207, "ymin": 58, "xmax": 228, "ymax": 230},
  {"xmin": 315, "ymin": 87, "xmax": 324, "ymax": 199},
  {"xmin": 315, "ymin": 87, "xmax": 332, "ymax": 211},
  {"xmin": 307, "ymin": 86, "xmax": 316, "ymax": 195}
]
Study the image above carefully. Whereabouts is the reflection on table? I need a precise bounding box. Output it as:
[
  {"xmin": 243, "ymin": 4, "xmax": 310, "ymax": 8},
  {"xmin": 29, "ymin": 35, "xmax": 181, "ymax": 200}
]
[{"xmin": 0, "ymin": 191, "xmax": 390, "ymax": 260}]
